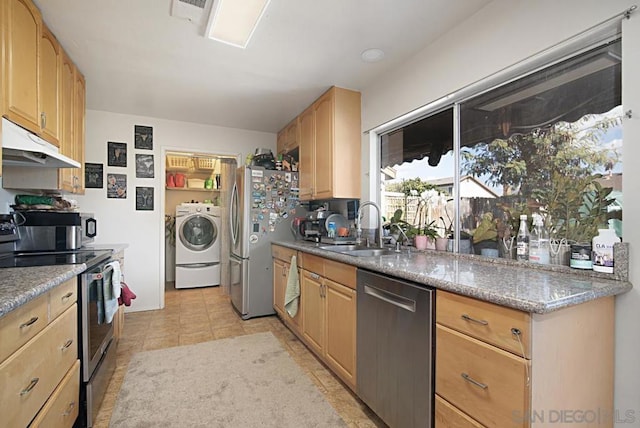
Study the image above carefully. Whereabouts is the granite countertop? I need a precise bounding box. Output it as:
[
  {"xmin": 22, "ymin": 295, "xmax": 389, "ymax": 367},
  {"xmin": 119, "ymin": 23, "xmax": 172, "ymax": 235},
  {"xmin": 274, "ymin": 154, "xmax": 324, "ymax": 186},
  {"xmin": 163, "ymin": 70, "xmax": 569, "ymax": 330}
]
[
  {"xmin": 0, "ymin": 264, "xmax": 86, "ymax": 319},
  {"xmin": 0, "ymin": 244, "xmax": 128, "ymax": 319},
  {"xmin": 275, "ymin": 241, "xmax": 633, "ymax": 314}
]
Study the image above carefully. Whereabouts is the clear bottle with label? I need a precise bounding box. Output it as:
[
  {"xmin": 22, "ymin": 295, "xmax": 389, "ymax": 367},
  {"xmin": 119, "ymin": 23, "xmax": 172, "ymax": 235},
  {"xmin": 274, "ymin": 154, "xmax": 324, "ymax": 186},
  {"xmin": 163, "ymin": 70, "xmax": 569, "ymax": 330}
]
[
  {"xmin": 516, "ymin": 214, "xmax": 530, "ymax": 261},
  {"xmin": 592, "ymin": 228, "xmax": 620, "ymax": 273},
  {"xmin": 529, "ymin": 215, "xmax": 550, "ymax": 264}
]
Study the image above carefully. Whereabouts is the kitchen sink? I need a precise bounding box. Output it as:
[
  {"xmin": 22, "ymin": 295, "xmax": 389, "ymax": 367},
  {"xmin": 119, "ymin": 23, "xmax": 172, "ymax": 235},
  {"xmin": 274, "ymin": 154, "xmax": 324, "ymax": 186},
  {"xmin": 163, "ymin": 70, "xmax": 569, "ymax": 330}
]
[{"xmin": 319, "ymin": 245, "xmax": 399, "ymax": 257}]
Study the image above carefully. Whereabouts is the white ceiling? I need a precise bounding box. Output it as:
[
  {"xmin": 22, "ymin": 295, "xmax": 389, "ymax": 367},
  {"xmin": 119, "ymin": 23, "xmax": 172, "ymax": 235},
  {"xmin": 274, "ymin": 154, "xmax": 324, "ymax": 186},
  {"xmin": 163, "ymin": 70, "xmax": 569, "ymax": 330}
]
[{"xmin": 33, "ymin": 0, "xmax": 491, "ymax": 133}]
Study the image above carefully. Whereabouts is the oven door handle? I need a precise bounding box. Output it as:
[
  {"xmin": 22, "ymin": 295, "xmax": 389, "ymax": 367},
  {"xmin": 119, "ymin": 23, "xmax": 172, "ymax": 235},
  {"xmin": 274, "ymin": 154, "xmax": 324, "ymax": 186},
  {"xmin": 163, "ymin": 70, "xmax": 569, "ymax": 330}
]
[{"xmin": 89, "ymin": 264, "xmax": 114, "ymax": 281}]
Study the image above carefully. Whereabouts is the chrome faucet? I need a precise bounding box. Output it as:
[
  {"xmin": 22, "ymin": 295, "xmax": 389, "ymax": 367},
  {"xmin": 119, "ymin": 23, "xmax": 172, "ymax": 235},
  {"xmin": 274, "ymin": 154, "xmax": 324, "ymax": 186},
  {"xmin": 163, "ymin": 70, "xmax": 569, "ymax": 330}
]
[
  {"xmin": 390, "ymin": 223, "xmax": 410, "ymax": 248},
  {"xmin": 356, "ymin": 201, "xmax": 384, "ymax": 249}
]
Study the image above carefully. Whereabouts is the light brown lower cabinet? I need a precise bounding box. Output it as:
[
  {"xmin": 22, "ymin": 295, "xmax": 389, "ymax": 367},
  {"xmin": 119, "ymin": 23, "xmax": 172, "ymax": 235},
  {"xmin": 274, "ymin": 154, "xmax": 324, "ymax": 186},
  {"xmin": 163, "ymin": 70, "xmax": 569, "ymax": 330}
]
[
  {"xmin": 435, "ymin": 290, "xmax": 614, "ymax": 428},
  {"xmin": 0, "ymin": 278, "xmax": 79, "ymax": 428},
  {"xmin": 272, "ymin": 245, "xmax": 302, "ymax": 335},
  {"xmin": 273, "ymin": 250, "xmax": 357, "ymax": 391}
]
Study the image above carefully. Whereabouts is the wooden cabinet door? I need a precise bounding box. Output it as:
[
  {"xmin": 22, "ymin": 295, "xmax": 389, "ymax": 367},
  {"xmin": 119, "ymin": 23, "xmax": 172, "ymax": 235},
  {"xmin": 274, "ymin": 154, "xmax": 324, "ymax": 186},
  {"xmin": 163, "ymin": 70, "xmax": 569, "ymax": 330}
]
[
  {"xmin": 313, "ymin": 90, "xmax": 334, "ymax": 200},
  {"xmin": 58, "ymin": 50, "xmax": 75, "ymax": 192},
  {"xmin": 301, "ymin": 270, "xmax": 324, "ymax": 356},
  {"xmin": 39, "ymin": 25, "xmax": 61, "ymax": 147},
  {"xmin": 72, "ymin": 69, "xmax": 85, "ymax": 194},
  {"xmin": 276, "ymin": 128, "xmax": 286, "ymax": 155},
  {"xmin": 3, "ymin": 0, "xmax": 41, "ymax": 132},
  {"xmin": 324, "ymin": 278, "xmax": 357, "ymax": 389},
  {"xmin": 298, "ymin": 105, "xmax": 315, "ymax": 200},
  {"xmin": 273, "ymin": 258, "xmax": 287, "ymax": 316}
]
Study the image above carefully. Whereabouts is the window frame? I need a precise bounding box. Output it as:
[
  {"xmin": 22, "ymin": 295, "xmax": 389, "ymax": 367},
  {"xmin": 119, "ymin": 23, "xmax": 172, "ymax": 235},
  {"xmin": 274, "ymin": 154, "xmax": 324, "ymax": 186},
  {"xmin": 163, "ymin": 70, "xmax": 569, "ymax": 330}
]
[{"xmin": 370, "ymin": 19, "xmax": 622, "ymax": 252}]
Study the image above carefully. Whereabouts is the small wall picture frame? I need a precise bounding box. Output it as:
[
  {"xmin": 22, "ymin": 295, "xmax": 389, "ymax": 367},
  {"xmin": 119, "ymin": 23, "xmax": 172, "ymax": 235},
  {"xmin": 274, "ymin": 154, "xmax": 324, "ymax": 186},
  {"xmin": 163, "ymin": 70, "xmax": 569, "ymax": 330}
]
[
  {"xmin": 85, "ymin": 163, "xmax": 103, "ymax": 188},
  {"xmin": 136, "ymin": 187, "xmax": 154, "ymax": 210},
  {"xmin": 134, "ymin": 125, "xmax": 153, "ymax": 150},
  {"xmin": 107, "ymin": 173, "xmax": 127, "ymax": 198},
  {"xmin": 135, "ymin": 154, "xmax": 154, "ymax": 178},
  {"xmin": 107, "ymin": 142, "xmax": 127, "ymax": 167}
]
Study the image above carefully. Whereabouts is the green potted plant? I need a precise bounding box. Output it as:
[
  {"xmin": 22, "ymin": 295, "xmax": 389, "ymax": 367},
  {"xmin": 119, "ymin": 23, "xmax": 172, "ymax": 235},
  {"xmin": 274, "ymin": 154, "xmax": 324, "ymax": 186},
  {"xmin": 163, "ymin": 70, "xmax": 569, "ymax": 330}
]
[
  {"xmin": 415, "ymin": 220, "xmax": 439, "ymax": 250},
  {"xmin": 471, "ymin": 212, "xmax": 499, "ymax": 256}
]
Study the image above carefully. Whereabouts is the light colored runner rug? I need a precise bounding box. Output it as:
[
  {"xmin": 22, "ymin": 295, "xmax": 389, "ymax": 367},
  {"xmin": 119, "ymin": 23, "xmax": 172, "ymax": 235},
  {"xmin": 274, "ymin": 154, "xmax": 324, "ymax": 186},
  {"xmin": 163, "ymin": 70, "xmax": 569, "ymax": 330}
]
[{"xmin": 109, "ymin": 332, "xmax": 346, "ymax": 427}]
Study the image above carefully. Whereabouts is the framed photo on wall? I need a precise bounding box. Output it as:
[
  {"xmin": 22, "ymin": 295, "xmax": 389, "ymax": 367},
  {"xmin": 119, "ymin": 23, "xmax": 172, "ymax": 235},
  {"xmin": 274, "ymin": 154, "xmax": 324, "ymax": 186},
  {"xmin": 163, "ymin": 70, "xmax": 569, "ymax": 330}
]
[
  {"xmin": 85, "ymin": 163, "xmax": 103, "ymax": 188},
  {"xmin": 136, "ymin": 187, "xmax": 154, "ymax": 210},
  {"xmin": 107, "ymin": 173, "xmax": 127, "ymax": 198},
  {"xmin": 134, "ymin": 125, "xmax": 153, "ymax": 150},
  {"xmin": 135, "ymin": 154, "xmax": 154, "ymax": 178},
  {"xmin": 107, "ymin": 142, "xmax": 127, "ymax": 167}
]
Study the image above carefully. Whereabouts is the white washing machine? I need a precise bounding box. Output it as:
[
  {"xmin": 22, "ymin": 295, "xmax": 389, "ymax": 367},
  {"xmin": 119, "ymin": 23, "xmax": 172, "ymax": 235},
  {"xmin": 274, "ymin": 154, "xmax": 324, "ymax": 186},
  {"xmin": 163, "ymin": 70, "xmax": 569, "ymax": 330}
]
[{"xmin": 175, "ymin": 203, "xmax": 221, "ymax": 288}]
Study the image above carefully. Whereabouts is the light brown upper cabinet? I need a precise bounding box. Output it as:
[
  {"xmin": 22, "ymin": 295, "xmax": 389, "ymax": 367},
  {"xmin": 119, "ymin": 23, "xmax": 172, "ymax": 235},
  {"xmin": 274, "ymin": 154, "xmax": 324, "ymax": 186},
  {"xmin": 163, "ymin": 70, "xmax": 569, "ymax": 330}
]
[
  {"xmin": 276, "ymin": 118, "xmax": 299, "ymax": 155},
  {"xmin": 72, "ymin": 68, "xmax": 85, "ymax": 194},
  {"xmin": 2, "ymin": 0, "xmax": 42, "ymax": 132},
  {"xmin": 39, "ymin": 24, "xmax": 61, "ymax": 147},
  {"xmin": 298, "ymin": 87, "xmax": 361, "ymax": 201},
  {"xmin": 58, "ymin": 49, "xmax": 75, "ymax": 192}
]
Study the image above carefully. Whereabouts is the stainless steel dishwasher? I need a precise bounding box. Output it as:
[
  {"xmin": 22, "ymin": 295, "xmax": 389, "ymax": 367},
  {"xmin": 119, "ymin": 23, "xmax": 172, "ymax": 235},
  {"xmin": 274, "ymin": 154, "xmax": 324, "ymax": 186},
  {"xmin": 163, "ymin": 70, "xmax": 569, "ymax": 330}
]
[{"xmin": 357, "ymin": 269, "xmax": 434, "ymax": 428}]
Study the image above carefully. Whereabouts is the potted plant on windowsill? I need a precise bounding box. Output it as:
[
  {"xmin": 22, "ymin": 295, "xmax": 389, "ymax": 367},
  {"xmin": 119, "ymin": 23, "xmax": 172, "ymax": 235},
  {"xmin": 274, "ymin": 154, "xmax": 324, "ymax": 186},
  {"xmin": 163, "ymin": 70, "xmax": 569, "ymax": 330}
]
[
  {"xmin": 415, "ymin": 220, "xmax": 439, "ymax": 250},
  {"xmin": 435, "ymin": 217, "xmax": 451, "ymax": 251},
  {"xmin": 471, "ymin": 212, "xmax": 499, "ymax": 256}
]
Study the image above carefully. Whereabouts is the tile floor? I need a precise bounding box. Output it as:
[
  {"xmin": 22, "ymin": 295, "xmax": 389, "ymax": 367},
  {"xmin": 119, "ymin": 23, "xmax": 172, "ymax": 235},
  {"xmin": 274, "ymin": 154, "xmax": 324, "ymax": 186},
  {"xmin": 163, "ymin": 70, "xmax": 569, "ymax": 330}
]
[{"xmin": 93, "ymin": 284, "xmax": 386, "ymax": 428}]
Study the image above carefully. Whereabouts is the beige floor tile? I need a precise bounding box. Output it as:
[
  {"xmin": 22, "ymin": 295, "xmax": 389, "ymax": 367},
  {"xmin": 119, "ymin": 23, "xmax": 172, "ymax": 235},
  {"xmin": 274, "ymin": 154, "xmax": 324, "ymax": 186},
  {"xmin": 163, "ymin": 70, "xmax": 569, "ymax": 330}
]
[{"xmin": 179, "ymin": 330, "xmax": 215, "ymax": 345}]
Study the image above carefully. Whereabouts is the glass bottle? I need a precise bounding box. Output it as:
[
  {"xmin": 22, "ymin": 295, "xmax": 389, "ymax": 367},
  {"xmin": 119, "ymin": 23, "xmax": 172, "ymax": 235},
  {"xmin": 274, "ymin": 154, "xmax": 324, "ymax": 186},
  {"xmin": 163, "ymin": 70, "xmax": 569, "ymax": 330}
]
[
  {"xmin": 529, "ymin": 215, "xmax": 550, "ymax": 264},
  {"xmin": 516, "ymin": 214, "xmax": 529, "ymax": 261}
]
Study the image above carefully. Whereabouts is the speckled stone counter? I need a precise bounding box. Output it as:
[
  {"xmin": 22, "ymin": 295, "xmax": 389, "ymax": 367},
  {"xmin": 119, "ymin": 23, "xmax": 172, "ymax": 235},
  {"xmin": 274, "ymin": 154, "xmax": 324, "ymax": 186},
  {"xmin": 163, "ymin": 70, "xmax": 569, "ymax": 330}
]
[
  {"xmin": 274, "ymin": 241, "xmax": 632, "ymax": 314},
  {"xmin": 0, "ymin": 264, "xmax": 85, "ymax": 319},
  {"xmin": 0, "ymin": 244, "xmax": 128, "ymax": 319}
]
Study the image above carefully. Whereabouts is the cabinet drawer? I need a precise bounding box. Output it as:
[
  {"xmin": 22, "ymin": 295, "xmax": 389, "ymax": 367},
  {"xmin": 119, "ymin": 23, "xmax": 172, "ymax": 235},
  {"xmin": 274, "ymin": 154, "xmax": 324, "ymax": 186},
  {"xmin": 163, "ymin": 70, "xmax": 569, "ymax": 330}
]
[
  {"xmin": 324, "ymin": 259, "xmax": 356, "ymax": 290},
  {"xmin": 436, "ymin": 325, "xmax": 529, "ymax": 428},
  {"xmin": 435, "ymin": 394, "xmax": 484, "ymax": 428},
  {"xmin": 272, "ymin": 245, "xmax": 297, "ymax": 263},
  {"xmin": 0, "ymin": 292, "xmax": 49, "ymax": 363},
  {"xmin": 0, "ymin": 305, "xmax": 78, "ymax": 428},
  {"xmin": 49, "ymin": 279, "xmax": 77, "ymax": 321},
  {"xmin": 299, "ymin": 253, "xmax": 324, "ymax": 275},
  {"xmin": 30, "ymin": 359, "xmax": 80, "ymax": 428},
  {"xmin": 436, "ymin": 290, "xmax": 531, "ymax": 358}
]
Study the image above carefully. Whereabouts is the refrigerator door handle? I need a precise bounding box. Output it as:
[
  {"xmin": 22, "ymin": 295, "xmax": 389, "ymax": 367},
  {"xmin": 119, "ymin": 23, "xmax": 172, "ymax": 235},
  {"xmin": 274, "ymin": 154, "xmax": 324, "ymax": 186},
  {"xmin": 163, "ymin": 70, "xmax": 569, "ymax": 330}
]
[{"xmin": 230, "ymin": 181, "xmax": 239, "ymax": 247}]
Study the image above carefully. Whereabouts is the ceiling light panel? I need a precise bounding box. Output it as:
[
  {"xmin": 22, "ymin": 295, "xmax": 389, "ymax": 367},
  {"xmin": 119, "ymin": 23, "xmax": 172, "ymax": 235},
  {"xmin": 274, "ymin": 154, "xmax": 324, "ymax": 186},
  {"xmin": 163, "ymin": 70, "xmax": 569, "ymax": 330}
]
[{"xmin": 206, "ymin": 0, "xmax": 271, "ymax": 49}]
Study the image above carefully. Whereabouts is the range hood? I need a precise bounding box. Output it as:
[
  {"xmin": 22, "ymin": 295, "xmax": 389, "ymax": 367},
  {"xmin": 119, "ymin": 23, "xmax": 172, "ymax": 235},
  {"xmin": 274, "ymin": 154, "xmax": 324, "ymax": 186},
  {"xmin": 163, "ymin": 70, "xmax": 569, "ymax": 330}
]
[{"xmin": 1, "ymin": 118, "xmax": 80, "ymax": 168}]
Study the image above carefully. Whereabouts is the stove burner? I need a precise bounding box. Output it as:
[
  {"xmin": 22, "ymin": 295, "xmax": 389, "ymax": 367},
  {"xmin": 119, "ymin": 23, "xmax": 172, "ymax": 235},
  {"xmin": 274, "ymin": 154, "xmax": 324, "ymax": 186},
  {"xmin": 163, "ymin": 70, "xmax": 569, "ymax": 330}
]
[{"xmin": 0, "ymin": 249, "xmax": 112, "ymax": 269}]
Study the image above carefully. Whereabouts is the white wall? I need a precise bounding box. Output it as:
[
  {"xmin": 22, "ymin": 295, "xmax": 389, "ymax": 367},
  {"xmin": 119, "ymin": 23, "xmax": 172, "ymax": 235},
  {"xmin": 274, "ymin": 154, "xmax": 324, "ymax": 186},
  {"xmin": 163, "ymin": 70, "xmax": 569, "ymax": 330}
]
[
  {"xmin": 73, "ymin": 110, "xmax": 275, "ymax": 312},
  {"xmin": 360, "ymin": 0, "xmax": 638, "ymax": 423}
]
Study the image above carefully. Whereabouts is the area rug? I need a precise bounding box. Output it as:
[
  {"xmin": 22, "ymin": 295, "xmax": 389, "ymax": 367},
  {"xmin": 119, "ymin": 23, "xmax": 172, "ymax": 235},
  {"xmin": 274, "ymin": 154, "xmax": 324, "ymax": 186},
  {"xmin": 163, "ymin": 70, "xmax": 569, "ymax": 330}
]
[{"xmin": 109, "ymin": 332, "xmax": 346, "ymax": 427}]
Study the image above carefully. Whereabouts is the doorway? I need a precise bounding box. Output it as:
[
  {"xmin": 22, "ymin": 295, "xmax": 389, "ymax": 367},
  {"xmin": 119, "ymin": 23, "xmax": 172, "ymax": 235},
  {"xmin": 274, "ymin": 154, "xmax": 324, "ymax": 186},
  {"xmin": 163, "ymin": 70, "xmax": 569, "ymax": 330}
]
[{"xmin": 163, "ymin": 149, "xmax": 238, "ymax": 300}]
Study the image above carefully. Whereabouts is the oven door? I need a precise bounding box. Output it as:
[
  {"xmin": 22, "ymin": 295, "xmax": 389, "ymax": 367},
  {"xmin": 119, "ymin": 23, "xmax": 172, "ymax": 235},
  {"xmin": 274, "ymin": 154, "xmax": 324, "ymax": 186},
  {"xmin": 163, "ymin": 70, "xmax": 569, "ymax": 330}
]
[{"xmin": 80, "ymin": 260, "xmax": 115, "ymax": 382}]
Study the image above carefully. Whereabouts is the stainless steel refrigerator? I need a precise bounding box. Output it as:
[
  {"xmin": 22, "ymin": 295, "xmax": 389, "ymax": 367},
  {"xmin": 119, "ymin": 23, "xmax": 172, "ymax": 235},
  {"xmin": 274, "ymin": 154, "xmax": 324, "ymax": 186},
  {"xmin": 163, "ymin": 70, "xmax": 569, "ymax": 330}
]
[{"xmin": 230, "ymin": 166, "xmax": 304, "ymax": 319}]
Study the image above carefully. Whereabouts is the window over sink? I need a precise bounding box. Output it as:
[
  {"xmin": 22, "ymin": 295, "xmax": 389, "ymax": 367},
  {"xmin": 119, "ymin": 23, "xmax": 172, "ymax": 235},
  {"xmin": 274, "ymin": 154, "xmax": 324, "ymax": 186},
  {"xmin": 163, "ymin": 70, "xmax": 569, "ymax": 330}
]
[{"xmin": 378, "ymin": 38, "xmax": 623, "ymax": 264}]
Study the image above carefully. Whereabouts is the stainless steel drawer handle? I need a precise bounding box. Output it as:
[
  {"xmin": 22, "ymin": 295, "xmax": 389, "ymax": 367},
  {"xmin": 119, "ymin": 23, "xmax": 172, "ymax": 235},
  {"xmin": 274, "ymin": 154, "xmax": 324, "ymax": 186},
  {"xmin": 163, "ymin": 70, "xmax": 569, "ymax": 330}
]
[
  {"xmin": 310, "ymin": 273, "xmax": 320, "ymax": 280},
  {"xmin": 20, "ymin": 316, "xmax": 39, "ymax": 328},
  {"xmin": 62, "ymin": 401, "xmax": 76, "ymax": 417},
  {"xmin": 61, "ymin": 291, "xmax": 74, "ymax": 301},
  {"xmin": 461, "ymin": 373, "xmax": 488, "ymax": 389},
  {"xmin": 461, "ymin": 314, "xmax": 489, "ymax": 325},
  {"xmin": 364, "ymin": 284, "xmax": 416, "ymax": 312},
  {"xmin": 20, "ymin": 378, "xmax": 39, "ymax": 396},
  {"xmin": 61, "ymin": 339, "xmax": 74, "ymax": 350}
]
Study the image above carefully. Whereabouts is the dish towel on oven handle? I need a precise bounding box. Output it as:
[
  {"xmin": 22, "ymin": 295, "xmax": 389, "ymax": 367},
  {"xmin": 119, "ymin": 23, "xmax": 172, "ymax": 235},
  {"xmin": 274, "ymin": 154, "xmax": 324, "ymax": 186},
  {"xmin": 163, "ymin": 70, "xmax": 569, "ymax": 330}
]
[
  {"xmin": 102, "ymin": 260, "xmax": 122, "ymax": 324},
  {"xmin": 284, "ymin": 255, "xmax": 300, "ymax": 318}
]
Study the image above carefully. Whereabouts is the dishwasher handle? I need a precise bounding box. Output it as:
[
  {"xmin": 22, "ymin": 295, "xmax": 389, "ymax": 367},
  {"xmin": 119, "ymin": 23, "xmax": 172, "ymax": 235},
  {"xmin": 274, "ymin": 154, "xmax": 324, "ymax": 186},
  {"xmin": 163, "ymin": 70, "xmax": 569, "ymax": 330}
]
[{"xmin": 364, "ymin": 284, "xmax": 416, "ymax": 312}]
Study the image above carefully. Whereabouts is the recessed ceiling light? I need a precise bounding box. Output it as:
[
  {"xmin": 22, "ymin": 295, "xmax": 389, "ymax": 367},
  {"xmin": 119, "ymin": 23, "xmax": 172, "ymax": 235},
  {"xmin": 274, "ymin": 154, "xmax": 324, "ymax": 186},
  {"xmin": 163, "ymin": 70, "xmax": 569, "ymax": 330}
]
[
  {"xmin": 205, "ymin": 0, "xmax": 271, "ymax": 49},
  {"xmin": 361, "ymin": 48, "xmax": 385, "ymax": 63}
]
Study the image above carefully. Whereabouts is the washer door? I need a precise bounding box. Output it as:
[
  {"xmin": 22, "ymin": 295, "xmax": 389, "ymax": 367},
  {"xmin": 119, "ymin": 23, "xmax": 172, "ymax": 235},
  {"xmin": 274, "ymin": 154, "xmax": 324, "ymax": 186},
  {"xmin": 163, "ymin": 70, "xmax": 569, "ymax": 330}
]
[{"xmin": 178, "ymin": 214, "xmax": 218, "ymax": 251}]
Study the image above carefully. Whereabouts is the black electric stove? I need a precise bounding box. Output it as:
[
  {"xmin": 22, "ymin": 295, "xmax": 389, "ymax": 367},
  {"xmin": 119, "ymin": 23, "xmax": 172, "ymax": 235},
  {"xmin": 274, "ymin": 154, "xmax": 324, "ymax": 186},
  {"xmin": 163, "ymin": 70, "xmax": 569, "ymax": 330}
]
[{"xmin": 0, "ymin": 249, "xmax": 112, "ymax": 269}]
